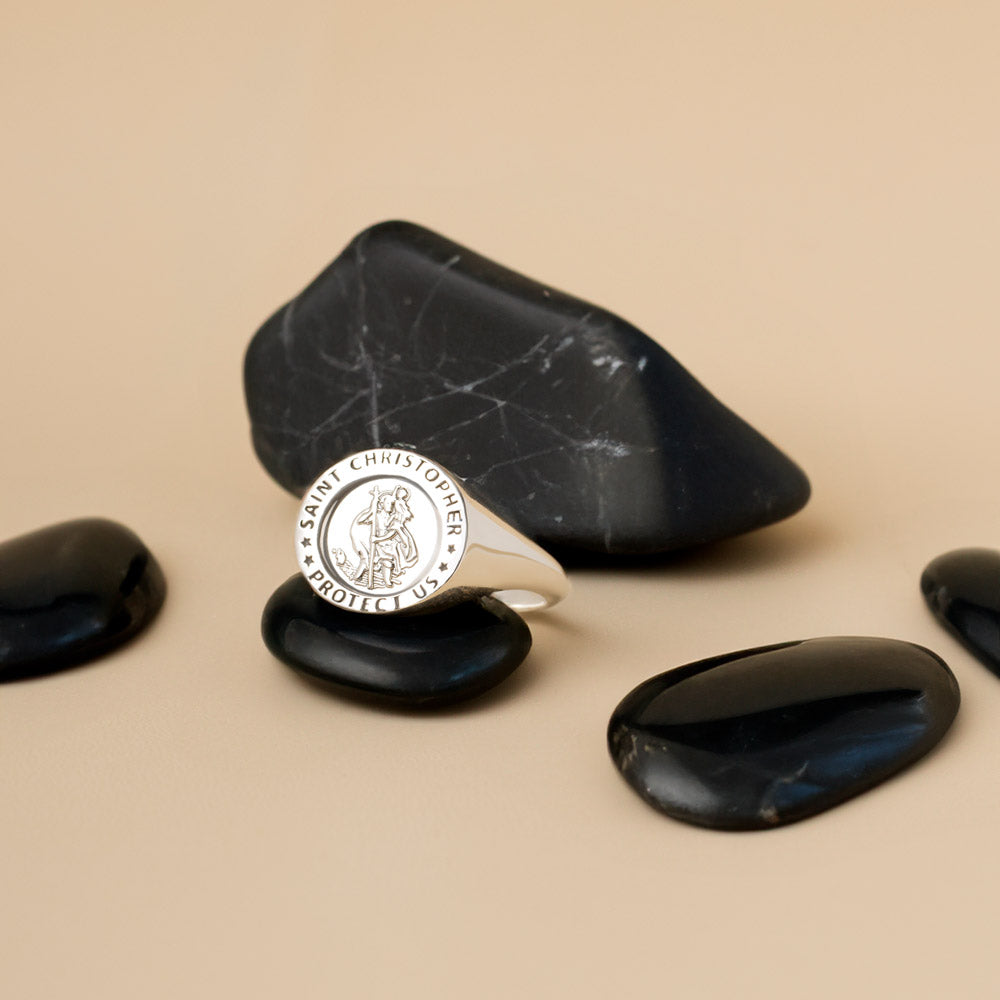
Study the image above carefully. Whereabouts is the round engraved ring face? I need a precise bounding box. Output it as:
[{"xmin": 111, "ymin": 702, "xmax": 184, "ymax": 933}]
[{"xmin": 295, "ymin": 448, "xmax": 469, "ymax": 613}]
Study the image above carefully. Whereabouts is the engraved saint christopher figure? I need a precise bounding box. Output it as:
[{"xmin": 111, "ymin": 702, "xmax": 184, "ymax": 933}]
[{"xmin": 332, "ymin": 484, "xmax": 419, "ymax": 590}]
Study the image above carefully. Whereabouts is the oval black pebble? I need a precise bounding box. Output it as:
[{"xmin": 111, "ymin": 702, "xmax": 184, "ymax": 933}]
[
  {"xmin": 607, "ymin": 637, "xmax": 959, "ymax": 831},
  {"xmin": 922, "ymin": 548, "xmax": 1000, "ymax": 676},
  {"xmin": 0, "ymin": 518, "xmax": 166, "ymax": 682},
  {"xmin": 262, "ymin": 575, "xmax": 532, "ymax": 707}
]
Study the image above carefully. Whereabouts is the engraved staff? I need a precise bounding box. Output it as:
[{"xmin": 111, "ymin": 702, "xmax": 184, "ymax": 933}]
[{"xmin": 366, "ymin": 485, "xmax": 379, "ymax": 589}]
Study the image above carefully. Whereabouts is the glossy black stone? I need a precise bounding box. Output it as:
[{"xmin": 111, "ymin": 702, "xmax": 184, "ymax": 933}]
[
  {"xmin": 922, "ymin": 548, "xmax": 1000, "ymax": 676},
  {"xmin": 0, "ymin": 518, "xmax": 166, "ymax": 682},
  {"xmin": 262, "ymin": 575, "xmax": 532, "ymax": 706},
  {"xmin": 244, "ymin": 221, "xmax": 810, "ymax": 556},
  {"xmin": 608, "ymin": 636, "xmax": 959, "ymax": 831}
]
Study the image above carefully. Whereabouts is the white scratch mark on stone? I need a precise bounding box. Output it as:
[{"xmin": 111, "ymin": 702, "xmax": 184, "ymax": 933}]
[
  {"xmin": 353, "ymin": 241, "xmax": 381, "ymax": 447},
  {"xmin": 409, "ymin": 254, "xmax": 461, "ymax": 337}
]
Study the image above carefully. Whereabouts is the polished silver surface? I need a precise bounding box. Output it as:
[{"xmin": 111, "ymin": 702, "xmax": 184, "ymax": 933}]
[{"xmin": 295, "ymin": 447, "xmax": 568, "ymax": 614}]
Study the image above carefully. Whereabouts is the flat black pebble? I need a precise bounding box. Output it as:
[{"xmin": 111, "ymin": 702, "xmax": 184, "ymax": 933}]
[
  {"xmin": 244, "ymin": 220, "xmax": 810, "ymax": 557},
  {"xmin": 262, "ymin": 575, "xmax": 532, "ymax": 706},
  {"xmin": 0, "ymin": 518, "xmax": 166, "ymax": 682},
  {"xmin": 922, "ymin": 548, "xmax": 1000, "ymax": 676},
  {"xmin": 608, "ymin": 636, "xmax": 959, "ymax": 831}
]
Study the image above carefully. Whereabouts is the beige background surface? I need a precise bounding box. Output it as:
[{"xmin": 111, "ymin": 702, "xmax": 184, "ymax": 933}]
[{"xmin": 2, "ymin": 2, "xmax": 999, "ymax": 997}]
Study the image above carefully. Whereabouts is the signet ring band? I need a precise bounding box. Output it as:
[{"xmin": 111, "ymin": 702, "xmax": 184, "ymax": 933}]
[{"xmin": 294, "ymin": 447, "xmax": 570, "ymax": 615}]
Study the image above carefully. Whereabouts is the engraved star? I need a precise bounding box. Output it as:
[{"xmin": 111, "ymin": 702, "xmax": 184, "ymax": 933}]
[
  {"xmin": 447, "ymin": 545, "xmax": 455, "ymax": 554},
  {"xmin": 304, "ymin": 555, "xmax": 314, "ymax": 566},
  {"xmin": 439, "ymin": 562, "xmax": 449, "ymax": 572},
  {"xmin": 300, "ymin": 537, "xmax": 312, "ymax": 548}
]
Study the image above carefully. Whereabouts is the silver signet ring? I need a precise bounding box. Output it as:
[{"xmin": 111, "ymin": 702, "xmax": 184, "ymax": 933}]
[{"xmin": 294, "ymin": 447, "xmax": 570, "ymax": 615}]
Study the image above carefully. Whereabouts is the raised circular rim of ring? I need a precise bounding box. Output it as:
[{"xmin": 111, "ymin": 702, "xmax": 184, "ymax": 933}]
[{"xmin": 295, "ymin": 447, "xmax": 469, "ymax": 613}]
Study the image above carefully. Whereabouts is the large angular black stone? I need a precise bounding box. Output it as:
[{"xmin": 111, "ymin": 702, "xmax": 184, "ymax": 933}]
[
  {"xmin": 244, "ymin": 221, "xmax": 810, "ymax": 556},
  {"xmin": 0, "ymin": 518, "xmax": 166, "ymax": 682},
  {"xmin": 607, "ymin": 636, "xmax": 959, "ymax": 830},
  {"xmin": 262, "ymin": 575, "xmax": 532, "ymax": 707},
  {"xmin": 922, "ymin": 548, "xmax": 1000, "ymax": 676}
]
